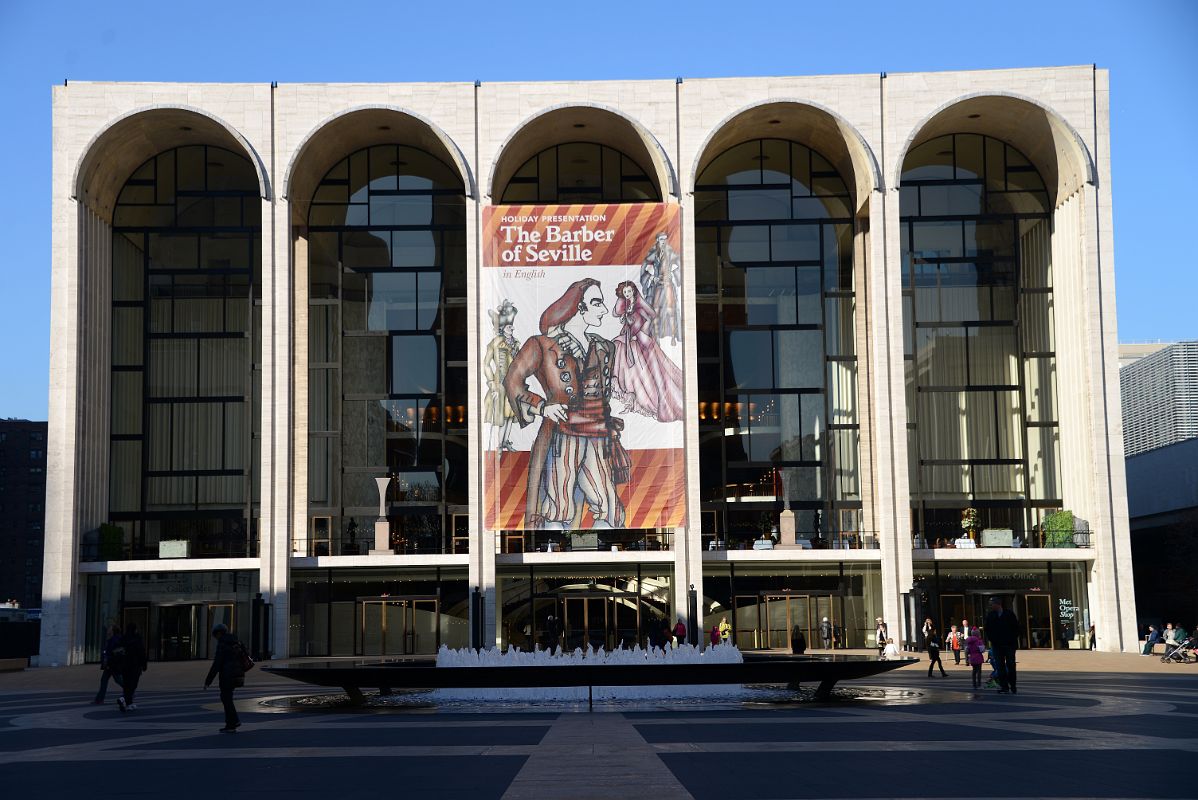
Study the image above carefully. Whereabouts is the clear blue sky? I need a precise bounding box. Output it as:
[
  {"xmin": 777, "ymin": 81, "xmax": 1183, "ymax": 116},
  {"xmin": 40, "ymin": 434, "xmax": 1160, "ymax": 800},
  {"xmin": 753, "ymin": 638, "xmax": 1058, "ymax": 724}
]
[{"xmin": 0, "ymin": 0, "xmax": 1194, "ymax": 420}]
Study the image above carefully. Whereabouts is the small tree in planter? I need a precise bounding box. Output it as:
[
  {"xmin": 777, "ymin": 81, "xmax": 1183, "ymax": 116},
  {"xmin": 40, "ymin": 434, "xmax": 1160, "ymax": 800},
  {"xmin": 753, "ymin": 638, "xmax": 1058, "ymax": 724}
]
[{"xmin": 1043, "ymin": 510, "xmax": 1075, "ymax": 548}]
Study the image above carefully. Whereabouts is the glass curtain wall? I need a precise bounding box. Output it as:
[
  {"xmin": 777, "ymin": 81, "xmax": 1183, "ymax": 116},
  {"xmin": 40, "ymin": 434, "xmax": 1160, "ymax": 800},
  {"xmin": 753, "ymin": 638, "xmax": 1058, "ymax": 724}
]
[
  {"xmin": 108, "ymin": 146, "xmax": 261, "ymax": 559},
  {"xmin": 900, "ymin": 134, "xmax": 1062, "ymax": 544},
  {"xmin": 499, "ymin": 142, "xmax": 659, "ymax": 203},
  {"xmin": 307, "ymin": 146, "xmax": 468, "ymax": 555},
  {"xmin": 694, "ymin": 139, "xmax": 861, "ymax": 547}
]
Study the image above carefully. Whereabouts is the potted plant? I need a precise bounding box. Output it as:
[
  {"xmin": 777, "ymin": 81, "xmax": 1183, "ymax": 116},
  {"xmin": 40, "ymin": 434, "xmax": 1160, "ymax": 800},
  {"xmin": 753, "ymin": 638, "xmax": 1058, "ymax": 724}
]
[
  {"xmin": 1043, "ymin": 510, "xmax": 1074, "ymax": 548},
  {"xmin": 960, "ymin": 507, "xmax": 980, "ymax": 542}
]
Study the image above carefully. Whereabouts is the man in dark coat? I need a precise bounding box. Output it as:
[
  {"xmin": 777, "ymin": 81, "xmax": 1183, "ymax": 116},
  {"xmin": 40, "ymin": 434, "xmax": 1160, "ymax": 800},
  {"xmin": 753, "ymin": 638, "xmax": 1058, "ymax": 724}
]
[
  {"xmin": 984, "ymin": 596, "xmax": 1021, "ymax": 694},
  {"xmin": 204, "ymin": 623, "xmax": 245, "ymax": 732},
  {"xmin": 116, "ymin": 622, "xmax": 147, "ymax": 712}
]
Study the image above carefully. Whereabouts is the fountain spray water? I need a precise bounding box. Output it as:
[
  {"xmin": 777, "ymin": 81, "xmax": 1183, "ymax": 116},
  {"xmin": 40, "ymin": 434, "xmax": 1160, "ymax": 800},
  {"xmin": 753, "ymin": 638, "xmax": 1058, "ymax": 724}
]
[{"xmin": 433, "ymin": 642, "xmax": 748, "ymax": 701}]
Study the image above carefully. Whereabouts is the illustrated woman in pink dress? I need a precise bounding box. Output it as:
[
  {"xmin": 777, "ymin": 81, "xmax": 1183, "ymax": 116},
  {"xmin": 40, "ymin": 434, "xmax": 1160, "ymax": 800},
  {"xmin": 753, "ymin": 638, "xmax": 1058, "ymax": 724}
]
[{"xmin": 611, "ymin": 281, "xmax": 684, "ymax": 422}]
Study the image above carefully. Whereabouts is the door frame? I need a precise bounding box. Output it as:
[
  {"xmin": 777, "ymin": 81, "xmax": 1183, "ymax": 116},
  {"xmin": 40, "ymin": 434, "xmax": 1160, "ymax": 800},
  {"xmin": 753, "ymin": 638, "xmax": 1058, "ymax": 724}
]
[{"xmin": 354, "ymin": 595, "xmax": 441, "ymax": 657}]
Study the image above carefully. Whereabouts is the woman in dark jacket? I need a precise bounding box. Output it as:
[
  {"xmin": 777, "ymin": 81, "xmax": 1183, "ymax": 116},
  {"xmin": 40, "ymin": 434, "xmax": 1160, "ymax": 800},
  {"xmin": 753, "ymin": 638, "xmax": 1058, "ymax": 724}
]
[
  {"xmin": 117, "ymin": 623, "xmax": 148, "ymax": 712},
  {"xmin": 926, "ymin": 626, "xmax": 947, "ymax": 677},
  {"xmin": 204, "ymin": 623, "xmax": 245, "ymax": 732}
]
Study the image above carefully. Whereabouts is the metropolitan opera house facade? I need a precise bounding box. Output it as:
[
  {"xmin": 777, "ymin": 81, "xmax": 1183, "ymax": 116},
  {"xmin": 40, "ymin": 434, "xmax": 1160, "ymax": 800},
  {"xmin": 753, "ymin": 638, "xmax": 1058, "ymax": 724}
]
[{"xmin": 39, "ymin": 65, "xmax": 1138, "ymax": 665}]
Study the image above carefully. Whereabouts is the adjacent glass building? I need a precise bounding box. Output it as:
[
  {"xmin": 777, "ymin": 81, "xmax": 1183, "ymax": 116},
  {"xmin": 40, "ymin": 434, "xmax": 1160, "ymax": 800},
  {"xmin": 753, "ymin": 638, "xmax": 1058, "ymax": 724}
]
[{"xmin": 41, "ymin": 67, "xmax": 1138, "ymax": 664}]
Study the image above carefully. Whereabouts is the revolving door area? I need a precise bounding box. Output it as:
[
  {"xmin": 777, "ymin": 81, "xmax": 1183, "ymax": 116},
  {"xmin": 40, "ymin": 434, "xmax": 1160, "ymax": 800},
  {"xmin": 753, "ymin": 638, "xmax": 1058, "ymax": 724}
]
[{"xmin": 356, "ymin": 596, "xmax": 440, "ymax": 656}]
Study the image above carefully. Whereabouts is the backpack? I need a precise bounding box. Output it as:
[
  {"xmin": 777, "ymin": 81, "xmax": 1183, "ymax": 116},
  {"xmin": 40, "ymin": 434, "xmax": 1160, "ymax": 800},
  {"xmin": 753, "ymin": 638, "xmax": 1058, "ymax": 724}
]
[{"xmin": 236, "ymin": 640, "xmax": 254, "ymax": 673}]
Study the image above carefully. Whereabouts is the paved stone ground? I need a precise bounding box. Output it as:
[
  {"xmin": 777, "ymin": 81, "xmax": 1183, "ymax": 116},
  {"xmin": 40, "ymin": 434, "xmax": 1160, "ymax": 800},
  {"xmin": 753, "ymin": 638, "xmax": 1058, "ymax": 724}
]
[{"xmin": 1, "ymin": 651, "xmax": 1194, "ymax": 799}]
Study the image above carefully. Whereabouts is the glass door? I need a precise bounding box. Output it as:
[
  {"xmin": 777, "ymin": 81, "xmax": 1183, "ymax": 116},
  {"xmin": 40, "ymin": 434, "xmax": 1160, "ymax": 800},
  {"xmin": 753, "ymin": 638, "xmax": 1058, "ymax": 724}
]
[
  {"xmin": 766, "ymin": 595, "xmax": 789, "ymax": 649},
  {"xmin": 358, "ymin": 597, "xmax": 441, "ymax": 656},
  {"xmin": 734, "ymin": 595, "xmax": 759, "ymax": 649},
  {"xmin": 1025, "ymin": 594, "xmax": 1054, "ymax": 649},
  {"xmin": 159, "ymin": 605, "xmax": 199, "ymax": 661},
  {"xmin": 940, "ymin": 594, "xmax": 965, "ymax": 633}
]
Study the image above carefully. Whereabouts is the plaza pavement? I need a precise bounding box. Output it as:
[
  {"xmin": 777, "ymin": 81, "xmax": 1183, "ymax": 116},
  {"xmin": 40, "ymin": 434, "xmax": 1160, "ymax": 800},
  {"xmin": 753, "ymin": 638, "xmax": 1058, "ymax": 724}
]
[{"xmin": 0, "ymin": 649, "xmax": 1194, "ymax": 799}]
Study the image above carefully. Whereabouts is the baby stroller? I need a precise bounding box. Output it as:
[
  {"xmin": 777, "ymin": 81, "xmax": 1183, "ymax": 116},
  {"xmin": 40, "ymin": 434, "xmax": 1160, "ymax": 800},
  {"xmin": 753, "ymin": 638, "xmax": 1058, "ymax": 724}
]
[{"xmin": 1160, "ymin": 635, "xmax": 1197, "ymax": 663}]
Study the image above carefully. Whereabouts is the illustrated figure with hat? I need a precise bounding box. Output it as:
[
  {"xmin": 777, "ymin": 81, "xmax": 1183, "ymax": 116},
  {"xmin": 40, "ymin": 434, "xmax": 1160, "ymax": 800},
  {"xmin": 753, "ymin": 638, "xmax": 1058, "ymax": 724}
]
[
  {"xmin": 484, "ymin": 299, "xmax": 521, "ymax": 452},
  {"xmin": 504, "ymin": 278, "xmax": 627, "ymax": 529}
]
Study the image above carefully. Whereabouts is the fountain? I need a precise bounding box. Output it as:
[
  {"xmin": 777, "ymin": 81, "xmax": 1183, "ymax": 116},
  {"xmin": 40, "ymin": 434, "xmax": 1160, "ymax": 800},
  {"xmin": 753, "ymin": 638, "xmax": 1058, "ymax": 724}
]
[{"xmin": 433, "ymin": 642, "xmax": 746, "ymax": 701}]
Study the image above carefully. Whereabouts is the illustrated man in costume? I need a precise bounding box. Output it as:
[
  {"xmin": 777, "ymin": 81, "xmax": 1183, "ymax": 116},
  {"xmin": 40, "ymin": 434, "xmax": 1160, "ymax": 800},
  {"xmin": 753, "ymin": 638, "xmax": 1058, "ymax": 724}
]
[
  {"xmin": 503, "ymin": 278, "xmax": 628, "ymax": 529},
  {"xmin": 483, "ymin": 299, "xmax": 520, "ymax": 452},
  {"xmin": 639, "ymin": 232, "xmax": 682, "ymax": 345}
]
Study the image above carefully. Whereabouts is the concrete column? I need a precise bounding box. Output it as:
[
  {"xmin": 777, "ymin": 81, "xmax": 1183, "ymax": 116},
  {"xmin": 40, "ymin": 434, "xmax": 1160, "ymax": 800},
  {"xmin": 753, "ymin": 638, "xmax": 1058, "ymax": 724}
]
[{"xmin": 264, "ymin": 187, "xmax": 292, "ymax": 659}]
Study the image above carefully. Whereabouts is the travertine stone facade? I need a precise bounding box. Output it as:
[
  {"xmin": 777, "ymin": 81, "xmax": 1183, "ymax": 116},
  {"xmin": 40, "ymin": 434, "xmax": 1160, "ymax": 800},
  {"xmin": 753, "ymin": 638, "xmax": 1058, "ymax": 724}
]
[{"xmin": 42, "ymin": 67, "xmax": 1137, "ymax": 665}]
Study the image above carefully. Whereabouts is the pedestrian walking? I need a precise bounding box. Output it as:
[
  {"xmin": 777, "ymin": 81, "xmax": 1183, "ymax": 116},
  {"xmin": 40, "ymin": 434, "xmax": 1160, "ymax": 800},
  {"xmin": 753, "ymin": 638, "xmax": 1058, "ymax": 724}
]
[
  {"xmin": 116, "ymin": 622, "xmax": 148, "ymax": 712},
  {"xmin": 92, "ymin": 624, "xmax": 124, "ymax": 704},
  {"xmin": 819, "ymin": 616, "xmax": 832, "ymax": 650},
  {"xmin": 718, "ymin": 616, "xmax": 732, "ymax": 644},
  {"xmin": 925, "ymin": 626, "xmax": 947, "ymax": 677},
  {"xmin": 204, "ymin": 623, "xmax": 247, "ymax": 733},
  {"xmin": 984, "ymin": 596, "xmax": 1020, "ymax": 694},
  {"xmin": 964, "ymin": 627, "xmax": 985, "ymax": 689},
  {"xmin": 710, "ymin": 625, "xmax": 720, "ymax": 647},
  {"xmin": 921, "ymin": 617, "xmax": 934, "ymax": 650},
  {"xmin": 946, "ymin": 625, "xmax": 963, "ymax": 665},
  {"xmin": 672, "ymin": 618, "xmax": 687, "ymax": 647},
  {"xmin": 875, "ymin": 618, "xmax": 888, "ymax": 656},
  {"xmin": 1088, "ymin": 623, "xmax": 1097, "ymax": 650}
]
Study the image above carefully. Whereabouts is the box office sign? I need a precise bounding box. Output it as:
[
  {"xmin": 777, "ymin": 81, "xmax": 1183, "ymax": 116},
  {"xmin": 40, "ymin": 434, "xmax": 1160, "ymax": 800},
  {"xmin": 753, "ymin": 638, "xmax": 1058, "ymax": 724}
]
[{"xmin": 481, "ymin": 203, "xmax": 686, "ymax": 531}]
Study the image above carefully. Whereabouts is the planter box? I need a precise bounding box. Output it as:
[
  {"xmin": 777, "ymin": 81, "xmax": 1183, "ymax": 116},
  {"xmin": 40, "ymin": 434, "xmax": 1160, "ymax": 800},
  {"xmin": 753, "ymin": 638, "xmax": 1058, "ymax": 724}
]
[{"xmin": 158, "ymin": 540, "xmax": 189, "ymax": 559}]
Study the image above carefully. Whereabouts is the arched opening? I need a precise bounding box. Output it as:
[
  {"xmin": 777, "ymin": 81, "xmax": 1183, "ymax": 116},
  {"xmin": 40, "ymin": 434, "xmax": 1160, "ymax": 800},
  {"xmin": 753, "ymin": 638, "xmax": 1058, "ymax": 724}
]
[
  {"xmin": 490, "ymin": 106, "xmax": 671, "ymax": 201},
  {"xmin": 303, "ymin": 144, "xmax": 468, "ymax": 557},
  {"xmin": 694, "ymin": 138, "xmax": 863, "ymax": 550},
  {"xmin": 498, "ymin": 142, "xmax": 659, "ymax": 203},
  {"xmin": 106, "ymin": 145, "xmax": 262, "ymax": 559},
  {"xmin": 900, "ymin": 133, "xmax": 1062, "ymax": 547}
]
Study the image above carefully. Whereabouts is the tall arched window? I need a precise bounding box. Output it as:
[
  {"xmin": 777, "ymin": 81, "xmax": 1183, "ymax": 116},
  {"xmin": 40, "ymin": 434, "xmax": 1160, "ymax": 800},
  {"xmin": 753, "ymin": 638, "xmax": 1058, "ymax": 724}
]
[
  {"xmin": 307, "ymin": 145, "xmax": 467, "ymax": 554},
  {"xmin": 900, "ymin": 133, "xmax": 1061, "ymax": 544},
  {"xmin": 695, "ymin": 139, "xmax": 861, "ymax": 544},
  {"xmin": 499, "ymin": 142, "xmax": 659, "ymax": 203},
  {"xmin": 109, "ymin": 146, "xmax": 261, "ymax": 558}
]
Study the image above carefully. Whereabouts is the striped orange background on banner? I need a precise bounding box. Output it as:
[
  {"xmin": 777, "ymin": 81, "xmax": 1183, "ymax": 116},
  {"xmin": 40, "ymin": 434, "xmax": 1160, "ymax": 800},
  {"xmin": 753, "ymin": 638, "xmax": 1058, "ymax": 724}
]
[
  {"xmin": 483, "ymin": 203, "xmax": 680, "ymax": 267},
  {"xmin": 484, "ymin": 450, "xmax": 686, "ymax": 530}
]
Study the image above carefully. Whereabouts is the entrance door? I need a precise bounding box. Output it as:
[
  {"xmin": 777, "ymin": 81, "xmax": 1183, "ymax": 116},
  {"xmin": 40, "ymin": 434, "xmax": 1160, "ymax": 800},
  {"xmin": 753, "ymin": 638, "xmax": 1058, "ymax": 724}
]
[
  {"xmin": 159, "ymin": 605, "xmax": 199, "ymax": 661},
  {"xmin": 940, "ymin": 594, "xmax": 965, "ymax": 634},
  {"xmin": 562, "ymin": 596, "xmax": 610, "ymax": 651},
  {"xmin": 358, "ymin": 597, "xmax": 440, "ymax": 656},
  {"xmin": 1025, "ymin": 594, "xmax": 1054, "ymax": 649},
  {"xmin": 764, "ymin": 595, "xmax": 813, "ymax": 651}
]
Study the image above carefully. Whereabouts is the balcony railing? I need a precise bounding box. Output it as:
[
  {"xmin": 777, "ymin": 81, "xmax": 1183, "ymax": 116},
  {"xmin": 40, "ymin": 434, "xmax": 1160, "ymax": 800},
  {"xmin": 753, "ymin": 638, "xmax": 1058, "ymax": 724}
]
[
  {"xmin": 703, "ymin": 531, "xmax": 880, "ymax": 551},
  {"xmin": 499, "ymin": 529, "xmax": 673, "ymax": 554},
  {"xmin": 292, "ymin": 531, "xmax": 469, "ymax": 557},
  {"xmin": 80, "ymin": 530, "xmax": 260, "ymax": 562},
  {"xmin": 913, "ymin": 527, "xmax": 1093, "ymax": 550}
]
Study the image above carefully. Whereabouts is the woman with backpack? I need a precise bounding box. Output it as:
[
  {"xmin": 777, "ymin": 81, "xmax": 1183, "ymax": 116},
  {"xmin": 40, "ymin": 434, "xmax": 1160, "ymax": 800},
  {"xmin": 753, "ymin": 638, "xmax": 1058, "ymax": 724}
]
[
  {"xmin": 204, "ymin": 622, "xmax": 251, "ymax": 733},
  {"xmin": 964, "ymin": 626, "xmax": 986, "ymax": 689}
]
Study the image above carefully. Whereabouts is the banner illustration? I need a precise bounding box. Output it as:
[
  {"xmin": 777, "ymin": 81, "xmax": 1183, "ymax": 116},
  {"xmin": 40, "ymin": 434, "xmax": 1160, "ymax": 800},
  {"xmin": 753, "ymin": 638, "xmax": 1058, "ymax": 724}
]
[{"xmin": 482, "ymin": 203, "xmax": 685, "ymax": 531}]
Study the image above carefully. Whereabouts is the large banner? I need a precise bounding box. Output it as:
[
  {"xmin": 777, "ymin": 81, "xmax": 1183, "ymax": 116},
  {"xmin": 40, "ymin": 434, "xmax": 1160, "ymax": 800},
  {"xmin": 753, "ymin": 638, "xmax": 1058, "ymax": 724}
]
[{"xmin": 481, "ymin": 203, "xmax": 686, "ymax": 531}]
